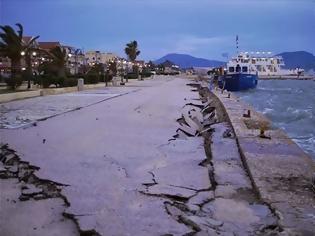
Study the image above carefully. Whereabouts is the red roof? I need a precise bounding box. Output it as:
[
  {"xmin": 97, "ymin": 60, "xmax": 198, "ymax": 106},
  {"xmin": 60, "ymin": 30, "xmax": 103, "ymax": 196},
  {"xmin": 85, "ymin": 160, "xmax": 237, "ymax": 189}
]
[
  {"xmin": 22, "ymin": 36, "xmax": 32, "ymax": 44},
  {"xmin": 38, "ymin": 42, "xmax": 61, "ymax": 50}
]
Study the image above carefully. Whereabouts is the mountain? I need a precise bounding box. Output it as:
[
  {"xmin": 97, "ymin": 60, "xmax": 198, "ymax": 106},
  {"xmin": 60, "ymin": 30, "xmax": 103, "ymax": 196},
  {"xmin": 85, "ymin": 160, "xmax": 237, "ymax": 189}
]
[
  {"xmin": 276, "ymin": 51, "xmax": 315, "ymax": 71},
  {"xmin": 154, "ymin": 51, "xmax": 315, "ymax": 71},
  {"xmin": 154, "ymin": 53, "xmax": 225, "ymax": 68}
]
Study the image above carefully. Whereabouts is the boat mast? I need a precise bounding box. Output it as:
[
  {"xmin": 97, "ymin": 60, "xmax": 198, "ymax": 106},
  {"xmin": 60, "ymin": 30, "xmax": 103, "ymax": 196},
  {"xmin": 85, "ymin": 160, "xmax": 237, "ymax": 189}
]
[{"xmin": 236, "ymin": 35, "xmax": 239, "ymax": 54}]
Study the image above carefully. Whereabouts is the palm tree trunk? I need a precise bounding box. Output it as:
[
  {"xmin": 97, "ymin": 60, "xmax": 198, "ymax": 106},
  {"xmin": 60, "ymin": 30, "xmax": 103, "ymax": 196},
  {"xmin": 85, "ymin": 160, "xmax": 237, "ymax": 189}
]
[
  {"xmin": 57, "ymin": 68, "xmax": 66, "ymax": 78},
  {"xmin": 25, "ymin": 53, "xmax": 32, "ymax": 89},
  {"xmin": 11, "ymin": 58, "xmax": 21, "ymax": 79}
]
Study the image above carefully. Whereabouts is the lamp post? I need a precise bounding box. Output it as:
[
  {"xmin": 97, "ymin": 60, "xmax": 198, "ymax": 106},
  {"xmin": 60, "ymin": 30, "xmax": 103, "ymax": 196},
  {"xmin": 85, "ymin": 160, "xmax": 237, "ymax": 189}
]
[
  {"xmin": 21, "ymin": 50, "xmax": 37, "ymax": 89},
  {"xmin": 123, "ymin": 60, "xmax": 128, "ymax": 83},
  {"xmin": 117, "ymin": 59, "xmax": 125, "ymax": 85}
]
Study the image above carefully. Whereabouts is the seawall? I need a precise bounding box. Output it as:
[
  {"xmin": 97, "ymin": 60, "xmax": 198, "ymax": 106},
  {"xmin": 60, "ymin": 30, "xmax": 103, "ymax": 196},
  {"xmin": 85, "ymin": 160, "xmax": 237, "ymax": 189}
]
[{"xmin": 209, "ymin": 86, "xmax": 315, "ymax": 234}]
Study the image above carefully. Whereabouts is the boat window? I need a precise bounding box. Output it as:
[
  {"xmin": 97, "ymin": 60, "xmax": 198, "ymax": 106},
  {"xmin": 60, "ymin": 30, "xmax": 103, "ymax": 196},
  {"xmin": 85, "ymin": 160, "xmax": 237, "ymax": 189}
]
[
  {"xmin": 229, "ymin": 67, "xmax": 234, "ymax": 72},
  {"xmin": 242, "ymin": 66, "xmax": 248, "ymax": 72},
  {"xmin": 236, "ymin": 65, "xmax": 241, "ymax": 72}
]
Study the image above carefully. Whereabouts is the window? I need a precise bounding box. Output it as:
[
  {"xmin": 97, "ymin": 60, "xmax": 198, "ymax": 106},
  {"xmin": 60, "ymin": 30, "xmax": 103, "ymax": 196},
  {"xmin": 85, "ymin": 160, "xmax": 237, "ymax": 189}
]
[
  {"xmin": 236, "ymin": 65, "xmax": 241, "ymax": 72},
  {"xmin": 242, "ymin": 66, "xmax": 248, "ymax": 72},
  {"xmin": 229, "ymin": 67, "xmax": 235, "ymax": 72}
]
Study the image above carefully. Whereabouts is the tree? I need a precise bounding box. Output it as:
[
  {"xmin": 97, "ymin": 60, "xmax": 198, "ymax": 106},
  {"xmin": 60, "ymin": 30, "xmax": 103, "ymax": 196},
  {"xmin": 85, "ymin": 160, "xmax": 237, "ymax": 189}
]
[
  {"xmin": 0, "ymin": 23, "xmax": 39, "ymax": 89},
  {"xmin": 42, "ymin": 46, "xmax": 68, "ymax": 78},
  {"xmin": 124, "ymin": 40, "xmax": 141, "ymax": 62},
  {"xmin": 147, "ymin": 60, "xmax": 155, "ymax": 70}
]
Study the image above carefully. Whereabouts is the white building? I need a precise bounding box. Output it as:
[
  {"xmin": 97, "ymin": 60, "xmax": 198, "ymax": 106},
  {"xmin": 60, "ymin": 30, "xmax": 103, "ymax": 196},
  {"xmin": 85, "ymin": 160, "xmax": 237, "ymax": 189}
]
[
  {"xmin": 85, "ymin": 51, "xmax": 118, "ymax": 65},
  {"xmin": 62, "ymin": 46, "xmax": 86, "ymax": 75}
]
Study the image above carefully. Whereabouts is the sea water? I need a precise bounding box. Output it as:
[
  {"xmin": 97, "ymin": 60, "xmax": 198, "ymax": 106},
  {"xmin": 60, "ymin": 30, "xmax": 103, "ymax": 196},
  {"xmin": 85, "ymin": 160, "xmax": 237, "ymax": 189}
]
[{"xmin": 235, "ymin": 79, "xmax": 315, "ymax": 160}]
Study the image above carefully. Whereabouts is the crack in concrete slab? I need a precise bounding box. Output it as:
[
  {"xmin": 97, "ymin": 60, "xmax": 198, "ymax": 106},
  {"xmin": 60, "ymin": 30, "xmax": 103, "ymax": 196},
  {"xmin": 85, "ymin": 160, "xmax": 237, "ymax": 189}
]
[
  {"xmin": 0, "ymin": 143, "xmax": 101, "ymax": 236},
  {"xmin": 1, "ymin": 88, "xmax": 141, "ymax": 129},
  {"xmin": 184, "ymin": 79, "xmax": 284, "ymax": 235}
]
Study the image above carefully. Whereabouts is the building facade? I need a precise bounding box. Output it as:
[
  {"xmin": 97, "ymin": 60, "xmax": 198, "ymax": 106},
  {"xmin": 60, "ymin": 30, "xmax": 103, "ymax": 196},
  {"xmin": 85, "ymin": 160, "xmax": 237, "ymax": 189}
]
[{"xmin": 85, "ymin": 51, "xmax": 118, "ymax": 65}]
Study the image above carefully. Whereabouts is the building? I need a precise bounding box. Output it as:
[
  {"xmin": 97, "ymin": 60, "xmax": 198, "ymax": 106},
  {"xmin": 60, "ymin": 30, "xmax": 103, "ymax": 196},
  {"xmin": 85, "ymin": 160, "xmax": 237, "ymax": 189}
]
[
  {"xmin": 62, "ymin": 46, "xmax": 85, "ymax": 75},
  {"xmin": 85, "ymin": 51, "xmax": 118, "ymax": 65},
  {"xmin": 38, "ymin": 41, "xmax": 61, "ymax": 51},
  {"xmin": 160, "ymin": 60, "xmax": 180, "ymax": 75}
]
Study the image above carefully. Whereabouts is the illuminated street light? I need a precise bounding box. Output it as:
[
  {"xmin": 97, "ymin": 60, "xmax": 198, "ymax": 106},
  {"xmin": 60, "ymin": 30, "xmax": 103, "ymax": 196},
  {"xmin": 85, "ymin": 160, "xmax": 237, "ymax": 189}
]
[
  {"xmin": 32, "ymin": 52, "xmax": 37, "ymax": 56},
  {"xmin": 21, "ymin": 51, "xmax": 25, "ymax": 56}
]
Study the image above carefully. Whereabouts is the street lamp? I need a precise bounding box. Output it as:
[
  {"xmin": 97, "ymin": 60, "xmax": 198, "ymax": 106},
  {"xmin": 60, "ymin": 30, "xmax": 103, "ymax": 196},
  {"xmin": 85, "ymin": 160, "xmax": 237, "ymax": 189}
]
[{"xmin": 21, "ymin": 51, "xmax": 25, "ymax": 56}]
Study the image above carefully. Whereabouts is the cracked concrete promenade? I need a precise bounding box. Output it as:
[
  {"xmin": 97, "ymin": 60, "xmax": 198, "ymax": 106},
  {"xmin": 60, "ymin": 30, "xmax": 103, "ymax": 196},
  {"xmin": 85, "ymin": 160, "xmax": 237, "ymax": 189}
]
[
  {"xmin": 0, "ymin": 76, "xmax": 210, "ymax": 235},
  {"xmin": 1, "ymin": 76, "xmax": 313, "ymax": 236}
]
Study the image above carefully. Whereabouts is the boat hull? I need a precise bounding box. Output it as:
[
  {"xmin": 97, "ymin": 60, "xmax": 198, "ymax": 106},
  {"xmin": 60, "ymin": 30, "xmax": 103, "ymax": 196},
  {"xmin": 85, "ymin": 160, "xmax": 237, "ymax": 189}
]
[{"xmin": 218, "ymin": 73, "xmax": 258, "ymax": 91}]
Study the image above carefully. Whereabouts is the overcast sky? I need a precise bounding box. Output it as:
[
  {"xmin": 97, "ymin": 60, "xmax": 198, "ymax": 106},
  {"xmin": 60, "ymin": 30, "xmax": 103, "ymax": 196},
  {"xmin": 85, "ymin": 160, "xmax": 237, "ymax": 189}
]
[{"xmin": 1, "ymin": 0, "xmax": 314, "ymax": 61}]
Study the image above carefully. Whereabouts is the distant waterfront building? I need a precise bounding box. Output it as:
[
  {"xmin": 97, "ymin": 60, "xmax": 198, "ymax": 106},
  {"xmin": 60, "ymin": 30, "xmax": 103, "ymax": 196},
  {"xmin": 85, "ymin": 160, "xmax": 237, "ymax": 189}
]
[
  {"xmin": 38, "ymin": 41, "xmax": 61, "ymax": 51},
  {"xmin": 160, "ymin": 60, "xmax": 180, "ymax": 74},
  {"xmin": 62, "ymin": 45, "xmax": 85, "ymax": 75},
  {"xmin": 85, "ymin": 51, "xmax": 118, "ymax": 65}
]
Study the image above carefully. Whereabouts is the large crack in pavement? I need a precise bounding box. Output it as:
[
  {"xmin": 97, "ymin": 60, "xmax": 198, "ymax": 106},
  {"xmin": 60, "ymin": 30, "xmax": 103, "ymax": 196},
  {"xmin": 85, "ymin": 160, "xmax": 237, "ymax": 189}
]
[
  {"xmin": 0, "ymin": 144, "xmax": 101, "ymax": 236},
  {"xmin": 0, "ymin": 77, "xmax": 288, "ymax": 235},
  {"xmin": 139, "ymin": 78, "xmax": 284, "ymax": 235}
]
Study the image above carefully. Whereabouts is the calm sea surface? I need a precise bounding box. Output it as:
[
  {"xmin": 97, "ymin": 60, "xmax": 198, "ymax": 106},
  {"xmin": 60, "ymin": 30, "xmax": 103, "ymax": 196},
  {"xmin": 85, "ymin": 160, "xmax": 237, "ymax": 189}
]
[{"xmin": 235, "ymin": 79, "xmax": 315, "ymax": 160}]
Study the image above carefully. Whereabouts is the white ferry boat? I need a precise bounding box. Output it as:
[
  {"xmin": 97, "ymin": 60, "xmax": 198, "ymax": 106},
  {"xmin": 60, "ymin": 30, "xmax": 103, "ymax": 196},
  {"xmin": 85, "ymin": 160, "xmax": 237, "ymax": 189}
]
[{"xmin": 227, "ymin": 52, "xmax": 304, "ymax": 78}]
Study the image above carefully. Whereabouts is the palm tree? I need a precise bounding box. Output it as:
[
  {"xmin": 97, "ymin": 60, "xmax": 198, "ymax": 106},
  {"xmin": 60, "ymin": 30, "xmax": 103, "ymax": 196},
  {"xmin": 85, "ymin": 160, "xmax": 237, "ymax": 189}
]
[
  {"xmin": 124, "ymin": 40, "xmax": 141, "ymax": 62},
  {"xmin": 125, "ymin": 41, "xmax": 141, "ymax": 81},
  {"xmin": 46, "ymin": 46, "xmax": 68, "ymax": 78},
  {"xmin": 0, "ymin": 23, "xmax": 39, "ymax": 88}
]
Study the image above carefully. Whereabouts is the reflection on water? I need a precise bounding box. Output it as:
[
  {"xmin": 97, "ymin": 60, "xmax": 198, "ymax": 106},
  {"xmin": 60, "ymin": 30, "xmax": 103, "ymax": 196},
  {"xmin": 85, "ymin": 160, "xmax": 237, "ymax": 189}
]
[{"xmin": 235, "ymin": 79, "xmax": 315, "ymax": 159}]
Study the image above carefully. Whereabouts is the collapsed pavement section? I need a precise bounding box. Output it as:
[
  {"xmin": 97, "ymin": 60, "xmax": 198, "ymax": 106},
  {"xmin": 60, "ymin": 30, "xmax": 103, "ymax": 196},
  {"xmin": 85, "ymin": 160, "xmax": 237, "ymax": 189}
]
[
  {"xmin": 0, "ymin": 144, "xmax": 82, "ymax": 236},
  {"xmin": 138, "ymin": 81, "xmax": 281, "ymax": 235}
]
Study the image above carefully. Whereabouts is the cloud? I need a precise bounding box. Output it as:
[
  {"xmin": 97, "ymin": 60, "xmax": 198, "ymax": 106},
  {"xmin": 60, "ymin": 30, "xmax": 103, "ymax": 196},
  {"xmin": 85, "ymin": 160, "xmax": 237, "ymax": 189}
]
[{"xmin": 174, "ymin": 35, "xmax": 235, "ymax": 53}]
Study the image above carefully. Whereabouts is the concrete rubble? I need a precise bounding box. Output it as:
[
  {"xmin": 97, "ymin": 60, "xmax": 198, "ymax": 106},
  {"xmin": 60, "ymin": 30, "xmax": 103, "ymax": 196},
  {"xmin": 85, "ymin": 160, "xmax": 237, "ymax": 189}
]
[{"xmin": 0, "ymin": 76, "xmax": 314, "ymax": 235}]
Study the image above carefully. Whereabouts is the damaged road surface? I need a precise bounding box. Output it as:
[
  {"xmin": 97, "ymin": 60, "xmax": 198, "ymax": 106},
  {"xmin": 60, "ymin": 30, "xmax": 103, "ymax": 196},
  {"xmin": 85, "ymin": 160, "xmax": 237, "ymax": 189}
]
[
  {"xmin": 0, "ymin": 77, "xmax": 209, "ymax": 236},
  {"xmin": 0, "ymin": 76, "xmax": 299, "ymax": 235}
]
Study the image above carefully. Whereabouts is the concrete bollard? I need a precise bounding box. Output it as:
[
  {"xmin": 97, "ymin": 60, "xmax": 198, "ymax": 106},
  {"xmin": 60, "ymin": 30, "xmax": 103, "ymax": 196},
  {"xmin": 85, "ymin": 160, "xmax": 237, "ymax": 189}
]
[
  {"xmin": 138, "ymin": 75, "xmax": 141, "ymax": 81},
  {"xmin": 243, "ymin": 109, "xmax": 251, "ymax": 118},
  {"xmin": 112, "ymin": 77, "xmax": 118, "ymax": 86},
  {"xmin": 77, "ymin": 78, "xmax": 84, "ymax": 91}
]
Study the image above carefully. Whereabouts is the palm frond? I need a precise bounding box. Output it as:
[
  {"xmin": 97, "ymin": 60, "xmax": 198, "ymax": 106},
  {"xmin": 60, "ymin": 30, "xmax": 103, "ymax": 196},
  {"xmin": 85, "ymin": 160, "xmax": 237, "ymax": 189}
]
[{"xmin": 16, "ymin": 23, "xmax": 23, "ymax": 39}]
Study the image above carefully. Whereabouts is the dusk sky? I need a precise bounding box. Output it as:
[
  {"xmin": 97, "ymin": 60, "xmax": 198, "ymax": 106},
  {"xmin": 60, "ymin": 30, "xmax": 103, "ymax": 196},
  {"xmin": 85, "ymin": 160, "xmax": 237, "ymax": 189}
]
[{"xmin": 1, "ymin": 0, "xmax": 314, "ymax": 61}]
